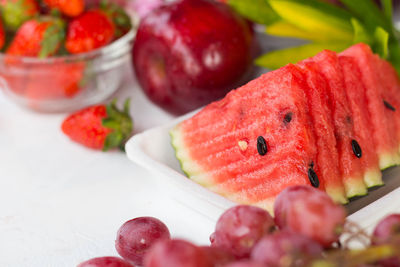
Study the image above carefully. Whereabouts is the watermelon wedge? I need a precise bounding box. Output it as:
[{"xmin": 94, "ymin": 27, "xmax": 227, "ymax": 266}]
[
  {"xmin": 310, "ymin": 50, "xmax": 367, "ymax": 198},
  {"xmin": 340, "ymin": 44, "xmax": 400, "ymax": 169},
  {"xmin": 171, "ymin": 64, "xmax": 322, "ymax": 212},
  {"xmin": 338, "ymin": 55, "xmax": 383, "ymax": 188},
  {"xmin": 295, "ymin": 60, "xmax": 348, "ymax": 203}
]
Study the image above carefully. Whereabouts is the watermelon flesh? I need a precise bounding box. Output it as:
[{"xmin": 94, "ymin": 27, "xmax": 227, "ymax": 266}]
[
  {"xmin": 295, "ymin": 60, "xmax": 348, "ymax": 203},
  {"xmin": 310, "ymin": 50, "xmax": 367, "ymax": 198},
  {"xmin": 340, "ymin": 44, "xmax": 400, "ymax": 169},
  {"xmin": 338, "ymin": 56, "xmax": 383, "ymax": 188},
  {"xmin": 171, "ymin": 64, "xmax": 321, "ymax": 212},
  {"xmin": 171, "ymin": 43, "xmax": 400, "ymax": 211}
]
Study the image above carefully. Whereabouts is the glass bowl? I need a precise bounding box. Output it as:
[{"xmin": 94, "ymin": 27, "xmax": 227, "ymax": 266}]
[{"xmin": 0, "ymin": 28, "xmax": 135, "ymax": 113}]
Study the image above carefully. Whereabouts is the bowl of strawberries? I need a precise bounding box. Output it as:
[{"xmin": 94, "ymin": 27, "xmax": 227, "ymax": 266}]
[{"xmin": 0, "ymin": 0, "xmax": 135, "ymax": 112}]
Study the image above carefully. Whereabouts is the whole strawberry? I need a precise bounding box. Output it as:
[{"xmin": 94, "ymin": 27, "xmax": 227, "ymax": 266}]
[
  {"xmin": 61, "ymin": 99, "xmax": 133, "ymax": 151},
  {"xmin": 100, "ymin": 1, "xmax": 132, "ymax": 39},
  {"xmin": 43, "ymin": 0, "xmax": 84, "ymax": 17},
  {"xmin": 6, "ymin": 17, "xmax": 66, "ymax": 57},
  {"xmin": 0, "ymin": 0, "xmax": 39, "ymax": 31},
  {"xmin": 65, "ymin": 9, "xmax": 115, "ymax": 54}
]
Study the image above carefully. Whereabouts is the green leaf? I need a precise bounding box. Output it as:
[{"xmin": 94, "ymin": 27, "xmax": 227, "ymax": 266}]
[
  {"xmin": 255, "ymin": 42, "xmax": 351, "ymax": 70},
  {"xmin": 381, "ymin": 0, "xmax": 393, "ymax": 23},
  {"xmin": 103, "ymin": 131, "xmax": 124, "ymax": 152},
  {"xmin": 388, "ymin": 41, "xmax": 400, "ymax": 75},
  {"xmin": 228, "ymin": 0, "xmax": 280, "ymax": 25},
  {"xmin": 268, "ymin": 0, "xmax": 354, "ymax": 41},
  {"xmin": 338, "ymin": 0, "xmax": 391, "ymax": 33},
  {"xmin": 351, "ymin": 18, "xmax": 372, "ymax": 44},
  {"xmin": 266, "ymin": 20, "xmax": 335, "ymax": 41},
  {"xmin": 373, "ymin": 26, "xmax": 389, "ymax": 59}
]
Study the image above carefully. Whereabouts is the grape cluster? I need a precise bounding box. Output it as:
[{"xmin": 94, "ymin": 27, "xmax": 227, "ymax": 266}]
[{"xmin": 77, "ymin": 185, "xmax": 400, "ymax": 267}]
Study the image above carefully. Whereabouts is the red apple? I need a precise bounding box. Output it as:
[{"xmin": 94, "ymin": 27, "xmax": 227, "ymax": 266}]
[{"xmin": 132, "ymin": 0, "xmax": 256, "ymax": 115}]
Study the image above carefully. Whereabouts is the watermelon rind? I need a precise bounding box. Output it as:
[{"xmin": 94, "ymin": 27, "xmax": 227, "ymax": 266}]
[{"xmin": 364, "ymin": 169, "xmax": 384, "ymax": 188}]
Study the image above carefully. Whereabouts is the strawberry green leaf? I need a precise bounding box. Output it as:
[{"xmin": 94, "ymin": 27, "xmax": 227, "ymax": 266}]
[
  {"xmin": 39, "ymin": 18, "xmax": 66, "ymax": 58},
  {"xmin": 381, "ymin": 0, "xmax": 393, "ymax": 23},
  {"xmin": 228, "ymin": 0, "xmax": 280, "ymax": 25},
  {"xmin": 268, "ymin": 0, "xmax": 353, "ymax": 41},
  {"xmin": 255, "ymin": 42, "xmax": 351, "ymax": 70},
  {"xmin": 351, "ymin": 18, "xmax": 372, "ymax": 44},
  {"xmin": 102, "ymin": 98, "xmax": 133, "ymax": 151},
  {"xmin": 373, "ymin": 26, "xmax": 389, "ymax": 59}
]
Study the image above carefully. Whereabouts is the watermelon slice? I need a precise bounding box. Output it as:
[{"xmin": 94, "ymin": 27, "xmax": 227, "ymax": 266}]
[
  {"xmin": 310, "ymin": 50, "xmax": 367, "ymax": 198},
  {"xmin": 171, "ymin": 64, "xmax": 323, "ymax": 212},
  {"xmin": 338, "ymin": 55, "xmax": 383, "ymax": 188},
  {"xmin": 340, "ymin": 44, "xmax": 400, "ymax": 169},
  {"xmin": 295, "ymin": 60, "xmax": 348, "ymax": 203}
]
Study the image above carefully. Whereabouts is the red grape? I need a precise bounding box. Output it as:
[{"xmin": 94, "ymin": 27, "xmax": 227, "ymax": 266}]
[
  {"xmin": 372, "ymin": 214, "xmax": 400, "ymax": 245},
  {"xmin": 251, "ymin": 230, "xmax": 323, "ymax": 266},
  {"xmin": 143, "ymin": 239, "xmax": 213, "ymax": 267},
  {"xmin": 274, "ymin": 185, "xmax": 346, "ymax": 247},
  {"xmin": 224, "ymin": 260, "xmax": 265, "ymax": 267},
  {"xmin": 210, "ymin": 205, "xmax": 275, "ymax": 259},
  {"xmin": 200, "ymin": 246, "xmax": 234, "ymax": 266},
  {"xmin": 115, "ymin": 217, "xmax": 170, "ymax": 266},
  {"xmin": 77, "ymin": 257, "xmax": 134, "ymax": 267}
]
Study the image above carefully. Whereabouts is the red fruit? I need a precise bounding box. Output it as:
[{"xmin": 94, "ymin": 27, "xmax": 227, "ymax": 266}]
[
  {"xmin": 210, "ymin": 205, "xmax": 275, "ymax": 259},
  {"xmin": 0, "ymin": 20, "xmax": 5, "ymax": 50},
  {"xmin": 115, "ymin": 217, "xmax": 171, "ymax": 266},
  {"xmin": 274, "ymin": 185, "xmax": 346, "ymax": 248},
  {"xmin": 6, "ymin": 17, "xmax": 65, "ymax": 58},
  {"xmin": 61, "ymin": 99, "xmax": 133, "ymax": 151},
  {"xmin": 43, "ymin": 0, "xmax": 84, "ymax": 17},
  {"xmin": 143, "ymin": 239, "xmax": 213, "ymax": 267},
  {"xmin": 66, "ymin": 10, "xmax": 115, "ymax": 54},
  {"xmin": 200, "ymin": 246, "xmax": 234, "ymax": 266},
  {"xmin": 100, "ymin": 1, "xmax": 132, "ymax": 39},
  {"xmin": 372, "ymin": 214, "xmax": 400, "ymax": 245},
  {"xmin": 0, "ymin": 0, "xmax": 39, "ymax": 31},
  {"xmin": 224, "ymin": 261, "xmax": 265, "ymax": 267},
  {"xmin": 132, "ymin": 0, "xmax": 256, "ymax": 115},
  {"xmin": 77, "ymin": 256, "xmax": 134, "ymax": 267}
]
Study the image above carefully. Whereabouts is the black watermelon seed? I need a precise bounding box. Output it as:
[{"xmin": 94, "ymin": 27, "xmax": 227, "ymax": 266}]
[
  {"xmin": 308, "ymin": 168, "xmax": 319, "ymax": 188},
  {"xmin": 257, "ymin": 136, "xmax": 268, "ymax": 156},
  {"xmin": 284, "ymin": 112, "xmax": 293, "ymax": 124},
  {"xmin": 384, "ymin": 100, "xmax": 396, "ymax": 111},
  {"xmin": 351, "ymin": 139, "xmax": 362, "ymax": 158}
]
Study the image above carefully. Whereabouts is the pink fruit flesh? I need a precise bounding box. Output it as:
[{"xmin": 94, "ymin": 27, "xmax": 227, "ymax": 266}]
[
  {"xmin": 115, "ymin": 217, "xmax": 171, "ymax": 266},
  {"xmin": 132, "ymin": 0, "xmax": 255, "ymax": 115},
  {"xmin": 274, "ymin": 185, "xmax": 346, "ymax": 248},
  {"xmin": 77, "ymin": 257, "xmax": 134, "ymax": 267},
  {"xmin": 210, "ymin": 205, "xmax": 275, "ymax": 259}
]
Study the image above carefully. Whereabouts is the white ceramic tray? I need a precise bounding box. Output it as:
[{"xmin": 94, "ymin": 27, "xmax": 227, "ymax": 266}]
[{"xmin": 125, "ymin": 113, "xmax": 400, "ymax": 231}]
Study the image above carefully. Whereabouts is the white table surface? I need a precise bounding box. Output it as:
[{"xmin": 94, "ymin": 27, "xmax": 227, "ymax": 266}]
[{"xmin": 0, "ymin": 67, "xmax": 216, "ymax": 267}]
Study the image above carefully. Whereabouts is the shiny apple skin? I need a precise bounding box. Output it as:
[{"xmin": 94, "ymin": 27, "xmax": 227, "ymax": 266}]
[{"xmin": 132, "ymin": 0, "xmax": 256, "ymax": 115}]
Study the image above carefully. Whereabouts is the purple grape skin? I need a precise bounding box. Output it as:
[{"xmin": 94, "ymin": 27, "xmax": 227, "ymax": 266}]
[
  {"xmin": 250, "ymin": 230, "xmax": 323, "ymax": 266},
  {"xmin": 143, "ymin": 239, "xmax": 213, "ymax": 267},
  {"xmin": 210, "ymin": 205, "xmax": 275, "ymax": 259},
  {"xmin": 201, "ymin": 246, "xmax": 235, "ymax": 267},
  {"xmin": 115, "ymin": 217, "xmax": 171, "ymax": 266},
  {"xmin": 77, "ymin": 257, "xmax": 134, "ymax": 267},
  {"xmin": 274, "ymin": 185, "xmax": 346, "ymax": 248},
  {"xmin": 223, "ymin": 260, "xmax": 265, "ymax": 267}
]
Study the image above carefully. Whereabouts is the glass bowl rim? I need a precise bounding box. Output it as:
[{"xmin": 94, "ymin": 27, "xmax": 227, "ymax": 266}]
[{"xmin": 0, "ymin": 27, "xmax": 136, "ymax": 64}]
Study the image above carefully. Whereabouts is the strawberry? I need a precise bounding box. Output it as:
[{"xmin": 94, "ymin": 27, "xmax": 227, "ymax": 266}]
[
  {"xmin": 100, "ymin": 1, "xmax": 132, "ymax": 39},
  {"xmin": 65, "ymin": 9, "xmax": 115, "ymax": 54},
  {"xmin": 43, "ymin": 0, "xmax": 84, "ymax": 17},
  {"xmin": 61, "ymin": 99, "xmax": 133, "ymax": 151},
  {"xmin": 0, "ymin": 0, "xmax": 39, "ymax": 31},
  {"xmin": 6, "ymin": 17, "xmax": 66, "ymax": 58},
  {"xmin": 0, "ymin": 19, "xmax": 5, "ymax": 50}
]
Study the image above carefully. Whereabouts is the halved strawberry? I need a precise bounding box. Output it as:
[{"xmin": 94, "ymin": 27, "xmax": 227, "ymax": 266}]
[
  {"xmin": 61, "ymin": 99, "xmax": 133, "ymax": 151},
  {"xmin": 6, "ymin": 16, "xmax": 66, "ymax": 58}
]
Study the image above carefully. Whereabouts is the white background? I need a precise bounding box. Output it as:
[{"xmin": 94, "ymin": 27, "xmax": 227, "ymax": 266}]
[{"xmin": 0, "ymin": 68, "xmax": 217, "ymax": 267}]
